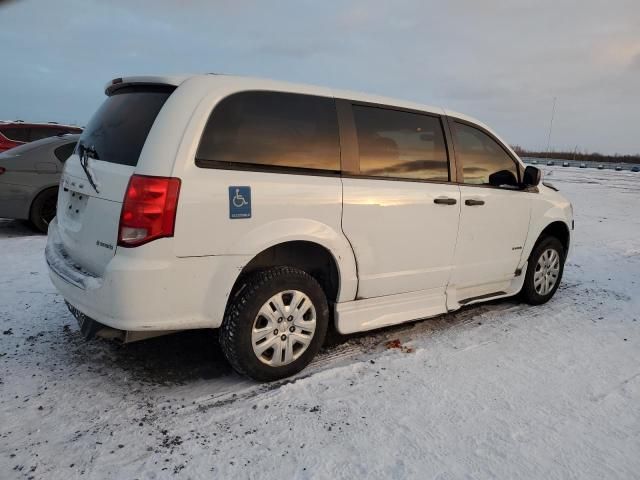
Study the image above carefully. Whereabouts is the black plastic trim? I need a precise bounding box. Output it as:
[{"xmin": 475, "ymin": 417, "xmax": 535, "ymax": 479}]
[
  {"xmin": 195, "ymin": 158, "xmax": 342, "ymax": 177},
  {"xmin": 341, "ymin": 172, "xmax": 451, "ymax": 185},
  {"xmin": 106, "ymin": 83, "xmax": 177, "ymax": 96},
  {"xmin": 459, "ymin": 291, "xmax": 507, "ymax": 305},
  {"xmin": 335, "ymin": 98, "xmax": 359, "ymax": 174}
]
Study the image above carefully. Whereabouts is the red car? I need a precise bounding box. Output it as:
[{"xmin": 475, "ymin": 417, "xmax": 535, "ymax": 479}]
[{"xmin": 0, "ymin": 121, "xmax": 83, "ymax": 153}]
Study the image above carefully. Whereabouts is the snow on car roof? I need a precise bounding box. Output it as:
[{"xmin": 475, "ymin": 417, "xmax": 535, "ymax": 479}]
[
  {"xmin": 0, "ymin": 133, "xmax": 80, "ymax": 156},
  {"xmin": 0, "ymin": 120, "xmax": 82, "ymax": 129}
]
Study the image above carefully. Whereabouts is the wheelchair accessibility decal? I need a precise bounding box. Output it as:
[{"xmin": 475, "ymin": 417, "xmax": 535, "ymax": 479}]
[{"xmin": 229, "ymin": 186, "xmax": 251, "ymax": 219}]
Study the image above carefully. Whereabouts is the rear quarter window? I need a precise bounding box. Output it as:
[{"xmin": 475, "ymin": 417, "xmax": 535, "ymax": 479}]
[
  {"xmin": 77, "ymin": 85, "xmax": 175, "ymax": 167},
  {"xmin": 54, "ymin": 142, "xmax": 77, "ymax": 162},
  {"xmin": 196, "ymin": 91, "xmax": 340, "ymax": 172}
]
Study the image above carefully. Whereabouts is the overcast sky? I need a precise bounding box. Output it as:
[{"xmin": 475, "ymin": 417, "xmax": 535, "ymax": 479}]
[{"xmin": 0, "ymin": 0, "xmax": 638, "ymax": 154}]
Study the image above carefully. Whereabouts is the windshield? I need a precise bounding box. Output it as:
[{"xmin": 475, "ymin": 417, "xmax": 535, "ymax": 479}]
[{"xmin": 77, "ymin": 85, "xmax": 175, "ymax": 166}]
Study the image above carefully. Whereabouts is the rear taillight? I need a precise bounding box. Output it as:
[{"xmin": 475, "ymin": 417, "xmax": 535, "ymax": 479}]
[
  {"xmin": 0, "ymin": 167, "xmax": 5, "ymax": 175},
  {"xmin": 118, "ymin": 174, "xmax": 181, "ymax": 247}
]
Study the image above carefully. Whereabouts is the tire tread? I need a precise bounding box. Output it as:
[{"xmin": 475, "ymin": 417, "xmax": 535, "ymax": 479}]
[
  {"xmin": 521, "ymin": 235, "xmax": 565, "ymax": 305},
  {"xmin": 219, "ymin": 266, "xmax": 327, "ymax": 381}
]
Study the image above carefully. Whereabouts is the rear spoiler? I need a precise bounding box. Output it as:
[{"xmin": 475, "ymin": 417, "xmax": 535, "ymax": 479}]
[{"xmin": 104, "ymin": 75, "xmax": 188, "ymax": 95}]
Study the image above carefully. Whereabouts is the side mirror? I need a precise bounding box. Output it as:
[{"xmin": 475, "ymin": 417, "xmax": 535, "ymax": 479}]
[
  {"xmin": 523, "ymin": 165, "xmax": 541, "ymax": 187},
  {"xmin": 488, "ymin": 169, "xmax": 518, "ymax": 187}
]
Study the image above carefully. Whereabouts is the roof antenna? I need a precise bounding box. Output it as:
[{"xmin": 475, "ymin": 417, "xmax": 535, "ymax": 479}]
[{"xmin": 545, "ymin": 96, "xmax": 557, "ymax": 157}]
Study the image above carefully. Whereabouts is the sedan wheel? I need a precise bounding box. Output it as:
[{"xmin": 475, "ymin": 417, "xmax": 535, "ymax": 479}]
[{"xmin": 29, "ymin": 188, "xmax": 58, "ymax": 233}]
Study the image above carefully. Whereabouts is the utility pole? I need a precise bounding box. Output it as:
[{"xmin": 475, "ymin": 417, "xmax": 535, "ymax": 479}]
[{"xmin": 546, "ymin": 97, "xmax": 557, "ymax": 158}]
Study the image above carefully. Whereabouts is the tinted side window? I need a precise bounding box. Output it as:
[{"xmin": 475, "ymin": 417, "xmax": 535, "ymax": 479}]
[
  {"xmin": 455, "ymin": 122, "xmax": 519, "ymax": 186},
  {"xmin": 54, "ymin": 142, "xmax": 77, "ymax": 162},
  {"xmin": 353, "ymin": 106, "xmax": 449, "ymax": 181},
  {"xmin": 196, "ymin": 92, "xmax": 340, "ymax": 171},
  {"xmin": 0, "ymin": 127, "xmax": 30, "ymax": 142}
]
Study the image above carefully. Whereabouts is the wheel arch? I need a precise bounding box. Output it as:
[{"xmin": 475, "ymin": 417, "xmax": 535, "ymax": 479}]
[
  {"xmin": 230, "ymin": 239, "xmax": 353, "ymax": 305},
  {"xmin": 521, "ymin": 219, "xmax": 571, "ymax": 270},
  {"xmin": 518, "ymin": 193, "xmax": 573, "ymax": 273},
  {"xmin": 29, "ymin": 185, "xmax": 59, "ymax": 222},
  {"xmin": 29, "ymin": 184, "xmax": 58, "ymax": 210},
  {"xmin": 225, "ymin": 218, "xmax": 359, "ymax": 304},
  {"xmin": 537, "ymin": 221, "xmax": 570, "ymax": 256}
]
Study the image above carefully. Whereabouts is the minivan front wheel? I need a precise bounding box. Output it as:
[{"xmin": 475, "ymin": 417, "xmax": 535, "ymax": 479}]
[
  {"xmin": 521, "ymin": 236, "xmax": 565, "ymax": 305},
  {"xmin": 219, "ymin": 266, "xmax": 329, "ymax": 381}
]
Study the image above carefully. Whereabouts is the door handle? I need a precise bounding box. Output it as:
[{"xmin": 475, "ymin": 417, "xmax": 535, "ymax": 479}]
[
  {"xmin": 465, "ymin": 199, "xmax": 485, "ymax": 206},
  {"xmin": 434, "ymin": 197, "xmax": 457, "ymax": 205}
]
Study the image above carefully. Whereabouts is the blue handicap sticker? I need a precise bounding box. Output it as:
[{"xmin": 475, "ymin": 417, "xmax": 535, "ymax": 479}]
[{"xmin": 229, "ymin": 186, "xmax": 251, "ymax": 219}]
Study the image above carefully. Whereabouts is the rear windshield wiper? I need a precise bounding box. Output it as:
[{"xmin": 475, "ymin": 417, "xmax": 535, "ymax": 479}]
[{"xmin": 77, "ymin": 144, "xmax": 100, "ymax": 194}]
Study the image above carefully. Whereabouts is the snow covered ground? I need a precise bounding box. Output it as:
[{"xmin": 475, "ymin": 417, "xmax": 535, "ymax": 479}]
[{"xmin": 1, "ymin": 168, "xmax": 639, "ymax": 479}]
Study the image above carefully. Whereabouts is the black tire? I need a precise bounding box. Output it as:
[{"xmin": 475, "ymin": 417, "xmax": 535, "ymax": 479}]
[
  {"xmin": 521, "ymin": 236, "xmax": 565, "ymax": 305},
  {"xmin": 219, "ymin": 266, "xmax": 329, "ymax": 382},
  {"xmin": 29, "ymin": 188, "xmax": 58, "ymax": 233}
]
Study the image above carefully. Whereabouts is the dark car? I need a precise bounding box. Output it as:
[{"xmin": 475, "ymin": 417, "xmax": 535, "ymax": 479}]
[
  {"xmin": 0, "ymin": 134, "xmax": 79, "ymax": 232},
  {"xmin": 632, "ymin": 166, "xmax": 640, "ymax": 172},
  {"xmin": 0, "ymin": 121, "xmax": 82, "ymax": 153}
]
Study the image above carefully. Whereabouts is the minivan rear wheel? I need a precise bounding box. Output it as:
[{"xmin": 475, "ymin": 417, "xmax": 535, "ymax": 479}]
[
  {"xmin": 219, "ymin": 266, "xmax": 329, "ymax": 381},
  {"xmin": 521, "ymin": 236, "xmax": 565, "ymax": 305},
  {"xmin": 29, "ymin": 188, "xmax": 58, "ymax": 233}
]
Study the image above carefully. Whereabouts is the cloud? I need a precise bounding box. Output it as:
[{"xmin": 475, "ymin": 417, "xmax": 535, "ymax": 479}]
[{"xmin": 0, "ymin": 0, "xmax": 638, "ymax": 154}]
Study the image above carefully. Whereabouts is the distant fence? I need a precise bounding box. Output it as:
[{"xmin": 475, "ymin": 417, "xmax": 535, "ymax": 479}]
[
  {"xmin": 514, "ymin": 150, "xmax": 640, "ymax": 164},
  {"xmin": 522, "ymin": 157, "xmax": 640, "ymax": 171}
]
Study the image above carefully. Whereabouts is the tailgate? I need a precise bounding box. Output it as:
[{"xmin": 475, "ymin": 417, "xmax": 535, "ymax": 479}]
[
  {"xmin": 56, "ymin": 160, "xmax": 134, "ymax": 276},
  {"xmin": 54, "ymin": 84, "xmax": 176, "ymax": 277}
]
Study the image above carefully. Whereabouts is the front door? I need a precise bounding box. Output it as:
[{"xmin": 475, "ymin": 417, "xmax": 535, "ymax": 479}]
[{"xmin": 448, "ymin": 120, "xmax": 531, "ymax": 299}]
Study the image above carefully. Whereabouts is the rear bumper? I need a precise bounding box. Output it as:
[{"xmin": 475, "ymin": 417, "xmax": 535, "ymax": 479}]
[{"xmin": 46, "ymin": 219, "xmax": 251, "ymax": 332}]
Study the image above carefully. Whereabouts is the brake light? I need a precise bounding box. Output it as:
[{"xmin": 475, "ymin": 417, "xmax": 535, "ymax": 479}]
[
  {"xmin": 0, "ymin": 167, "xmax": 5, "ymax": 175},
  {"xmin": 118, "ymin": 174, "xmax": 181, "ymax": 247}
]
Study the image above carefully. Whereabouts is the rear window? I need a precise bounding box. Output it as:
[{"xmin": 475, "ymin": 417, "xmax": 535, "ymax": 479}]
[
  {"xmin": 77, "ymin": 85, "xmax": 175, "ymax": 166},
  {"xmin": 54, "ymin": 141, "xmax": 77, "ymax": 162},
  {"xmin": 196, "ymin": 91, "xmax": 340, "ymax": 172}
]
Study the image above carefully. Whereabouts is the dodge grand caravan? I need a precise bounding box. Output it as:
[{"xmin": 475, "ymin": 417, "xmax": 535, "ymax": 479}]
[{"xmin": 46, "ymin": 74, "xmax": 573, "ymax": 381}]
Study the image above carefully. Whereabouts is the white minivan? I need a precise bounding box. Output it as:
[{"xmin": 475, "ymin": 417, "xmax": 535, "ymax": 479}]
[{"xmin": 46, "ymin": 74, "xmax": 573, "ymax": 381}]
